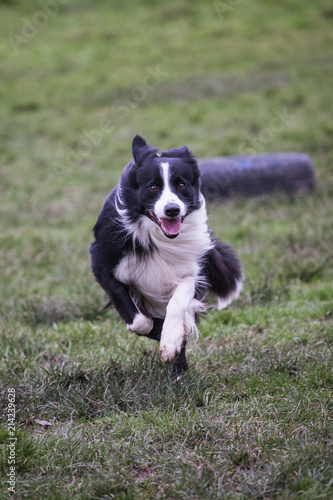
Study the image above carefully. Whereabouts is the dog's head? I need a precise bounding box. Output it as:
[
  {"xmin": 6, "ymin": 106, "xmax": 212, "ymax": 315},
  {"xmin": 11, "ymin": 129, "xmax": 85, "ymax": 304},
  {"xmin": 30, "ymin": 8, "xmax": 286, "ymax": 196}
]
[{"xmin": 119, "ymin": 135, "xmax": 202, "ymax": 239}]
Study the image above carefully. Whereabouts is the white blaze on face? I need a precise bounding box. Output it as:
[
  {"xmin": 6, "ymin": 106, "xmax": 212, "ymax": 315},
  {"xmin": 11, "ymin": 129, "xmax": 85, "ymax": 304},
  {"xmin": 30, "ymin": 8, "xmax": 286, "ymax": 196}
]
[{"xmin": 154, "ymin": 162, "xmax": 186, "ymax": 219}]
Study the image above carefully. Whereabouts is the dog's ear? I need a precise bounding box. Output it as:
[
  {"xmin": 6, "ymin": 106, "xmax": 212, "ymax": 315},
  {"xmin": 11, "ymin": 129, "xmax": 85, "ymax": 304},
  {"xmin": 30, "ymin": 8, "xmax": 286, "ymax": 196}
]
[
  {"xmin": 132, "ymin": 135, "xmax": 147, "ymax": 157},
  {"xmin": 132, "ymin": 135, "xmax": 157, "ymax": 165}
]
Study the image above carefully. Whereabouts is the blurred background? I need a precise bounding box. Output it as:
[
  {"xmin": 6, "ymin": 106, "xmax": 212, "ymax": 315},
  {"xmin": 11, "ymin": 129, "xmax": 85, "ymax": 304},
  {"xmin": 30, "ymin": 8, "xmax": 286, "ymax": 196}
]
[
  {"xmin": 0, "ymin": 0, "xmax": 332, "ymax": 321},
  {"xmin": 1, "ymin": 2, "xmax": 333, "ymax": 497}
]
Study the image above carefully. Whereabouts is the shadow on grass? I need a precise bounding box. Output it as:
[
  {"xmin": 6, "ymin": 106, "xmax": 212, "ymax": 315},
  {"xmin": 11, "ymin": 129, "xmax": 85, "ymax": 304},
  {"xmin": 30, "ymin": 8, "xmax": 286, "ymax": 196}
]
[{"xmin": 11, "ymin": 356, "xmax": 216, "ymax": 424}]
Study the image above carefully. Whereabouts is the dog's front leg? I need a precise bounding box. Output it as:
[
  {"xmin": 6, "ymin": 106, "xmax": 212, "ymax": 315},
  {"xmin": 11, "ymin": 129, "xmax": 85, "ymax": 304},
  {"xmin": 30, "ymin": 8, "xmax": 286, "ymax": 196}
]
[
  {"xmin": 160, "ymin": 276, "xmax": 197, "ymax": 363},
  {"xmin": 107, "ymin": 276, "xmax": 153, "ymax": 335}
]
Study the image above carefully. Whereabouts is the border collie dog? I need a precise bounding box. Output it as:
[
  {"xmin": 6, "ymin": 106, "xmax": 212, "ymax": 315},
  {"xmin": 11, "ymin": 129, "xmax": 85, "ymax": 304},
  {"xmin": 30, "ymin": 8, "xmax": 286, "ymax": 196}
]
[{"xmin": 90, "ymin": 135, "xmax": 243, "ymax": 378}]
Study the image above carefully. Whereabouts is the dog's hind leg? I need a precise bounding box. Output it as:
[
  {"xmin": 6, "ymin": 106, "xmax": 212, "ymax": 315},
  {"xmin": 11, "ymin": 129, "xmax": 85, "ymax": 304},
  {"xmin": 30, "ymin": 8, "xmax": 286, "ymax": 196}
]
[{"xmin": 172, "ymin": 343, "xmax": 188, "ymax": 380}]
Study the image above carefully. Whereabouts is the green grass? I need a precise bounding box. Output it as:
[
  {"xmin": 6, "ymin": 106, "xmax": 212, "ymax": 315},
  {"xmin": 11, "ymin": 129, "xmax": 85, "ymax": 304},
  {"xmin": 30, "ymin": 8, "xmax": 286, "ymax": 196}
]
[{"xmin": 1, "ymin": 0, "xmax": 333, "ymax": 498}]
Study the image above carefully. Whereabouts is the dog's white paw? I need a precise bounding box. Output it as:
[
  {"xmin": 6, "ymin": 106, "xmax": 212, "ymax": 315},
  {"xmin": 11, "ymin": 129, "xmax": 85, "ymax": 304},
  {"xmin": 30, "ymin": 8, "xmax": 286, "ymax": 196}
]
[
  {"xmin": 126, "ymin": 313, "xmax": 153, "ymax": 336},
  {"xmin": 160, "ymin": 341, "xmax": 182, "ymax": 363},
  {"xmin": 159, "ymin": 320, "xmax": 184, "ymax": 363}
]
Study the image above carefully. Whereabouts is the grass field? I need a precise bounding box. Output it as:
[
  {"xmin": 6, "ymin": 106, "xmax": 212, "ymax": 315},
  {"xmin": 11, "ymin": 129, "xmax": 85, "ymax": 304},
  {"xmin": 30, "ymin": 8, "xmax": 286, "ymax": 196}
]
[{"xmin": 1, "ymin": 0, "xmax": 333, "ymax": 498}]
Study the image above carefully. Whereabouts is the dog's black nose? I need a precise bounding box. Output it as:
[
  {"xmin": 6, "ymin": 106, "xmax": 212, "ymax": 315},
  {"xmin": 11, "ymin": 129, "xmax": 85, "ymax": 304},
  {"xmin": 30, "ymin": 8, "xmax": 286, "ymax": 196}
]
[{"xmin": 165, "ymin": 203, "xmax": 180, "ymax": 218}]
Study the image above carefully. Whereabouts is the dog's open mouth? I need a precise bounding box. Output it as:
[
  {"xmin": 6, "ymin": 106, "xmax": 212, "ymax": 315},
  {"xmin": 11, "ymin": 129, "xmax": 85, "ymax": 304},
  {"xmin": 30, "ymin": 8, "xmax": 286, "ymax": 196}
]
[{"xmin": 148, "ymin": 211, "xmax": 183, "ymax": 239}]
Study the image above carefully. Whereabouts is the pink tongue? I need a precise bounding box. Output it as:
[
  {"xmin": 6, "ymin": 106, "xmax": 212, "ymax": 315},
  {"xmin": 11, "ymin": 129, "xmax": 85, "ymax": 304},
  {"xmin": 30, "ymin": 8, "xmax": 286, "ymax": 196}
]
[{"xmin": 161, "ymin": 217, "xmax": 182, "ymax": 235}]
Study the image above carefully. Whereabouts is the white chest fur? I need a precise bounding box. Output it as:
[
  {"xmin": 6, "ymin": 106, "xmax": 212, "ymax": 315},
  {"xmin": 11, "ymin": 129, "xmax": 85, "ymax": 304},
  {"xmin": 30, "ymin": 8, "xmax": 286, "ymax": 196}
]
[{"xmin": 114, "ymin": 202, "xmax": 212, "ymax": 317}]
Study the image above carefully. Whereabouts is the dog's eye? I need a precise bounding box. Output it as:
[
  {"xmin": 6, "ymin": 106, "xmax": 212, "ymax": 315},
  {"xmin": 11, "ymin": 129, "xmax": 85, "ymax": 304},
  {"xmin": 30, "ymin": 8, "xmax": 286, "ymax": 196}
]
[
  {"xmin": 179, "ymin": 182, "xmax": 186, "ymax": 190},
  {"xmin": 149, "ymin": 184, "xmax": 158, "ymax": 192}
]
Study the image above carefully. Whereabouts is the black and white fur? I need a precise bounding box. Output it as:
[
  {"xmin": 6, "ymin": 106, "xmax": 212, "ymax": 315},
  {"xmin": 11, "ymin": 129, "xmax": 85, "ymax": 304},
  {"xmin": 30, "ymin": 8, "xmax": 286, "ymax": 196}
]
[{"xmin": 90, "ymin": 135, "xmax": 243, "ymax": 378}]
